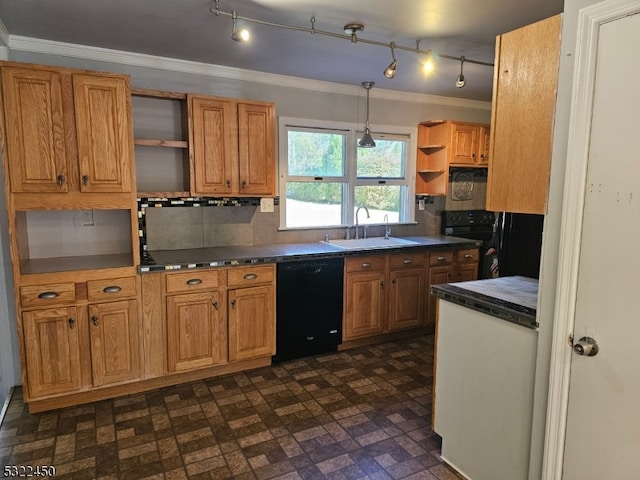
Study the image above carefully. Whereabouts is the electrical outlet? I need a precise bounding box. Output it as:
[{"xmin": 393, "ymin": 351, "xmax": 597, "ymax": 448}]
[
  {"xmin": 82, "ymin": 210, "xmax": 94, "ymax": 226},
  {"xmin": 260, "ymin": 197, "xmax": 274, "ymax": 213},
  {"xmin": 418, "ymin": 199, "xmax": 425, "ymax": 211}
]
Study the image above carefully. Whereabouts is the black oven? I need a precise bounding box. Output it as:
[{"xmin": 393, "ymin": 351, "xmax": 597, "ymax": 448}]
[{"xmin": 441, "ymin": 210, "xmax": 496, "ymax": 279}]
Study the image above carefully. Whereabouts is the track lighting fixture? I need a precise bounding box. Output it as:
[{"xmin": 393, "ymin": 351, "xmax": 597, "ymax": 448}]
[
  {"xmin": 211, "ymin": 1, "xmax": 493, "ymax": 81},
  {"xmin": 359, "ymin": 82, "xmax": 376, "ymax": 148},
  {"xmin": 384, "ymin": 42, "xmax": 398, "ymax": 79},
  {"xmin": 456, "ymin": 56, "xmax": 466, "ymax": 88},
  {"xmin": 231, "ymin": 10, "xmax": 250, "ymax": 42}
]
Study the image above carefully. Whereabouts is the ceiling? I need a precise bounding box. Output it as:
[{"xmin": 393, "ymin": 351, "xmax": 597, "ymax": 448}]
[{"xmin": 0, "ymin": 0, "xmax": 564, "ymax": 102}]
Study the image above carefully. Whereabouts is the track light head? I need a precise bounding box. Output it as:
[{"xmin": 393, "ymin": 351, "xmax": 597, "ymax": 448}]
[
  {"xmin": 231, "ymin": 10, "xmax": 250, "ymax": 42},
  {"xmin": 423, "ymin": 50, "xmax": 434, "ymax": 74},
  {"xmin": 384, "ymin": 42, "xmax": 398, "ymax": 79},
  {"xmin": 456, "ymin": 56, "xmax": 466, "ymax": 88}
]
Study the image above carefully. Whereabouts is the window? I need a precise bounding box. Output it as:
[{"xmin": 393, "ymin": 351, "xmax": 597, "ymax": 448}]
[{"xmin": 279, "ymin": 117, "xmax": 416, "ymax": 229}]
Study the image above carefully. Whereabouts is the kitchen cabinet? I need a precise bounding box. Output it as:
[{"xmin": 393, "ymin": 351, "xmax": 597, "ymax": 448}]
[
  {"xmin": 426, "ymin": 248, "xmax": 479, "ymax": 326},
  {"xmin": 343, "ymin": 252, "xmax": 426, "ymax": 341},
  {"xmin": 189, "ymin": 94, "xmax": 275, "ymax": 197},
  {"xmin": 165, "ymin": 269, "xmax": 226, "ymax": 372},
  {"xmin": 416, "ymin": 121, "xmax": 489, "ymax": 196},
  {"xmin": 1, "ymin": 63, "xmax": 134, "ymax": 197},
  {"xmin": 343, "ymin": 255, "xmax": 386, "ymax": 340},
  {"xmin": 20, "ymin": 276, "xmax": 141, "ymax": 402},
  {"xmin": 486, "ymin": 14, "xmax": 561, "ymax": 214},
  {"xmin": 228, "ymin": 265, "xmax": 276, "ymax": 361}
]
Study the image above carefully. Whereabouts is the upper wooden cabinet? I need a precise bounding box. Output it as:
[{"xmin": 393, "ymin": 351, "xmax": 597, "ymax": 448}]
[
  {"xmin": 189, "ymin": 94, "xmax": 275, "ymax": 197},
  {"xmin": 416, "ymin": 120, "xmax": 490, "ymax": 196},
  {"xmin": 486, "ymin": 14, "xmax": 562, "ymax": 214},
  {"xmin": 1, "ymin": 63, "xmax": 134, "ymax": 196}
]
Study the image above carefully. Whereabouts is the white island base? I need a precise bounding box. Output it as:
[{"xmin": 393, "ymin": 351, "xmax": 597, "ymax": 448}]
[{"xmin": 433, "ymin": 299, "xmax": 538, "ymax": 480}]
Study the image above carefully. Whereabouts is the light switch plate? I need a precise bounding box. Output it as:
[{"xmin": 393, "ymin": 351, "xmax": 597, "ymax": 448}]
[{"xmin": 260, "ymin": 197, "xmax": 274, "ymax": 213}]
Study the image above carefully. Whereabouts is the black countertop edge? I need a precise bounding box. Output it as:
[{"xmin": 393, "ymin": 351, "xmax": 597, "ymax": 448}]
[
  {"xmin": 430, "ymin": 283, "xmax": 539, "ymax": 330},
  {"xmin": 137, "ymin": 235, "xmax": 481, "ymax": 273}
]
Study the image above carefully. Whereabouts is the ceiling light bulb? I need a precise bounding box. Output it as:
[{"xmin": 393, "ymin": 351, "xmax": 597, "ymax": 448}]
[
  {"xmin": 384, "ymin": 60, "xmax": 398, "ymax": 79},
  {"xmin": 231, "ymin": 10, "xmax": 250, "ymax": 42},
  {"xmin": 423, "ymin": 51, "xmax": 434, "ymax": 75}
]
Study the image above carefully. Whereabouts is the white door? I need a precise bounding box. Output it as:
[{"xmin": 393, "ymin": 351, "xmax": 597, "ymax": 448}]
[{"xmin": 546, "ymin": 2, "xmax": 640, "ymax": 479}]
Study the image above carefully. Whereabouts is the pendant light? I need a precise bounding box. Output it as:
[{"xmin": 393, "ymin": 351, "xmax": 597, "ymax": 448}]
[
  {"xmin": 456, "ymin": 56, "xmax": 466, "ymax": 88},
  {"xmin": 359, "ymin": 81, "xmax": 376, "ymax": 148}
]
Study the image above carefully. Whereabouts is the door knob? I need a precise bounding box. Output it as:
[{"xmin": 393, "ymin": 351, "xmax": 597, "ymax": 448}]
[{"xmin": 573, "ymin": 336, "xmax": 599, "ymax": 357}]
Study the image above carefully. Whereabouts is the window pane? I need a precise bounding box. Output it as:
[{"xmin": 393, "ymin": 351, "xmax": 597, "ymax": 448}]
[
  {"xmin": 356, "ymin": 139, "xmax": 405, "ymax": 178},
  {"xmin": 354, "ymin": 185, "xmax": 401, "ymax": 224},
  {"xmin": 285, "ymin": 182, "xmax": 344, "ymax": 227},
  {"xmin": 288, "ymin": 131, "xmax": 345, "ymax": 176}
]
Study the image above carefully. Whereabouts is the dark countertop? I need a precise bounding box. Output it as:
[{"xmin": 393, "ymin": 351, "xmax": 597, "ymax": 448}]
[
  {"xmin": 139, "ymin": 235, "xmax": 479, "ymax": 273},
  {"xmin": 431, "ymin": 276, "xmax": 539, "ymax": 329}
]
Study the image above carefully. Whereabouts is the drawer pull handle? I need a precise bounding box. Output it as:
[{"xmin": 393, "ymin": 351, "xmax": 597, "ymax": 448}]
[
  {"xmin": 92, "ymin": 315, "xmax": 99, "ymax": 326},
  {"xmin": 186, "ymin": 278, "xmax": 202, "ymax": 285},
  {"xmin": 464, "ymin": 254, "xmax": 474, "ymax": 259},
  {"xmin": 306, "ymin": 336, "xmax": 315, "ymax": 341},
  {"xmin": 329, "ymin": 329, "xmax": 338, "ymax": 334},
  {"xmin": 68, "ymin": 318, "xmax": 75, "ymax": 329},
  {"xmin": 437, "ymin": 256, "xmax": 447, "ymax": 262},
  {"xmin": 243, "ymin": 273, "xmax": 258, "ymax": 280},
  {"xmin": 403, "ymin": 259, "xmax": 413, "ymax": 264},
  {"xmin": 103, "ymin": 285, "xmax": 122, "ymax": 294},
  {"xmin": 38, "ymin": 291, "xmax": 59, "ymax": 299},
  {"xmin": 362, "ymin": 262, "xmax": 372, "ymax": 268}
]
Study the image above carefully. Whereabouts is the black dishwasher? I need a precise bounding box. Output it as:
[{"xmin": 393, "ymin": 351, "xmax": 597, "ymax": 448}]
[{"xmin": 273, "ymin": 257, "xmax": 344, "ymax": 363}]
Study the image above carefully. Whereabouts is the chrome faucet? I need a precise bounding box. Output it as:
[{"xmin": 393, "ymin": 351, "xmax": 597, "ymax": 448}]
[
  {"xmin": 384, "ymin": 214, "xmax": 391, "ymax": 239},
  {"xmin": 355, "ymin": 206, "xmax": 370, "ymax": 239}
]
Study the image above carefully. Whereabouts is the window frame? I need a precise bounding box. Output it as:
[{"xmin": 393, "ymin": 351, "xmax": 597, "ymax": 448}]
[{"xmin": 278, "ymin": 116, "xmax": 417, "ymax": 230}]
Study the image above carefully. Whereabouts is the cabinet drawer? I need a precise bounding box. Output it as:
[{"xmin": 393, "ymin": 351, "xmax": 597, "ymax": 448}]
[
  {"xmin": 389, "ymin": 253, "xmax": 426, "ymax": 269},
  {"xmin": 227, "ymin": 265, "xmax": 275, "ymax": 287},
  {"xmin": 166, "ymin": 270, "xmax": 222, "ymax": 294},
  {"xmin": 345, "ymin": 255, "xmax": 386, "ymax": 273},
  {"xmin": 429, "ymin": 251, "xmax": 454, "ymax": 266},
  {"xmin": 87, "ymin": 277, "xmax": 138, "ymax": 301},
  {"xmin": 456, "ymin": 248, "xmax": 479, "ymax": 263},
  {"xmin": 20, "ymin": 283, "xmax": 76, "ymax": 308}
]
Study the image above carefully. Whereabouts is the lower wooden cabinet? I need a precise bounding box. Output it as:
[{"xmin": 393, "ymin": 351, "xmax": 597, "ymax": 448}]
[
  {"xmin": 228, "ymin": 284, "xmax": 275, "ymax": 361},
  {"xmin": 22, "ymin": 307, "xmax": 82, "ymax": 398},
  {"xmin": 343, "ymin": 252, "xmax": 426, "ymax": 341},
  {"xmin": 166, "ymin": 291, "xmax": 226, "ymax": 372}
]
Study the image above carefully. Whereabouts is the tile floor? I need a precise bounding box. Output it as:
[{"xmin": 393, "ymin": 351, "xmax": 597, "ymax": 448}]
[{"xmin": 0, "ymin": 334, "xmax": 462, "ymax": 480}]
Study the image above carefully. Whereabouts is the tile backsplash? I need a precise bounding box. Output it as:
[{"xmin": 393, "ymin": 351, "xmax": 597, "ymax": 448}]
[{"xmin": 144, "ymin": 199, "xmax": 445, "ymax": 251}]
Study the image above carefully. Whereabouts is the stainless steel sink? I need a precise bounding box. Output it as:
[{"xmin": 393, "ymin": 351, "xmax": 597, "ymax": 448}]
[{"xmin": 322, "ymin": 237, "xmax": 420, "ymax": 250}]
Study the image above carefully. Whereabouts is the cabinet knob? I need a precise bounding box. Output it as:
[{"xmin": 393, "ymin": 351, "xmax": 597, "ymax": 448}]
[
  {"xmin": 92, "ymin": 315, "xmax": 99, "ymax": 326},
  {"xmin": 226, "ymin": 179, "xmax": 231, "ymax": 188},
  {"xmin": 241, "ymin": 180, "xmax": 246, "ymax": 189},
  {"xmin": 392, "ymin": 279, "xmax": 397, "ymax": 286},
  {"xmin": 68, "ymin": 318, "xmax": 75, "ymax": 329},
  {"xmin": 57, "ymin": 174, "xmax": 65, "ymax": 186},
  {"xmin": 212, "ymin": 300, "xmax": 218, "ymax": 310},
  {"xmin": 82, "ymin": 175, "xmax": 90, "ymax": 186},
  {"xmin": 231, "ymin": 299, "xmax": 236, "ymax": 309},
  {"xmin": 380, "ymin": 281, "xmax": 384, "ymax": 288}
]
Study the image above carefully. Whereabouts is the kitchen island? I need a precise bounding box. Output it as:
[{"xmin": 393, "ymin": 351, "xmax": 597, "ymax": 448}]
[{"xmin": 431, "ymin": 276, "xmax": 538, "ymax": 480}]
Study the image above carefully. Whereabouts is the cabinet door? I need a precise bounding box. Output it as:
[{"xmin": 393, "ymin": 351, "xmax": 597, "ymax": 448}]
[
  {"xmin": 477, "ymin": 125, "xmax": 491, "ymax": 165},
  {"xmin": 88, "ymin": 300, "xmax": 140, "ymax": 387},
  {"xmin": 427, "ymin": 265, "xmax": 454, "ymax": 326},
  {"xmin": 487, "ymin": 15, "xmax": 561, "ymax": 214},
  {"xmin": 1, "ymin": 66, "xmax": 68, "ymax": 193},
  {"xmin": 23, "ymin": 307, "xmax": 82, "ymax": 398},
  {"xmin": 237, "ymin": 102, "xmax": 275, "ymax": 195},
  {"xmin": 343, "ymin": 271, "xmax": 386, "ymax": 340},
  {"xmin": 228, "ymin": 285, "xmax": 275, "ymax": 361},
  {"xmin": 189, "ymin": 95, "xmax": 237, "ymax": 195},
  {"xmin": 450, "ymin": 123, "xmax": 478, "ymax": 165},
  {"xmin": 166, "ymin": 291, "xmax": 226, "ymax": 372},
  {"xmin": 73, "ymin": 74, "xmax": 132, "ymax": 193},
  {"xmin": 388, "ymin": 268, "xmax": 425, "ymax": 331}
]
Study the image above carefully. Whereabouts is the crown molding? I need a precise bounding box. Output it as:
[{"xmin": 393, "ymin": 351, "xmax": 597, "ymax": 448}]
[
  {"xmin": 0, "ymin": 19, "xmax": 9, "ymax": 47},
  {"xmin": 8, "ymin": 35, "xmax": 491, "ymax": 111}
]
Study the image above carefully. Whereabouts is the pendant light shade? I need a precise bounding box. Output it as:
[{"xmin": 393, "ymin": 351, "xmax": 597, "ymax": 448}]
[{"xmin": 359, "ymin": 81, "xmax": 376, "ymax": 148}]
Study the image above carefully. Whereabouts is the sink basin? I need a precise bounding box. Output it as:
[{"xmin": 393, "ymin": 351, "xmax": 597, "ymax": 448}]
[{"xmin": 323, "ymin": 237, "xmax": 420, "ymax": 250}]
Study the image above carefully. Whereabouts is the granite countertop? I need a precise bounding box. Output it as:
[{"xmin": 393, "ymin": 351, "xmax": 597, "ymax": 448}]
[
  {"xmin": 431, "ymin": 276, "xmax": 539, "ymax": 329},
  {"xmin": 140, "ymin": 235, "xmax": 479, "ymax": 273}
]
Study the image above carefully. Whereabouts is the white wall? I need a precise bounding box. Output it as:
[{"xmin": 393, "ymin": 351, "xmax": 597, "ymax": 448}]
[{"xmin": 528, "ymin": 1, "xmax": 599, "ymax": 479}]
